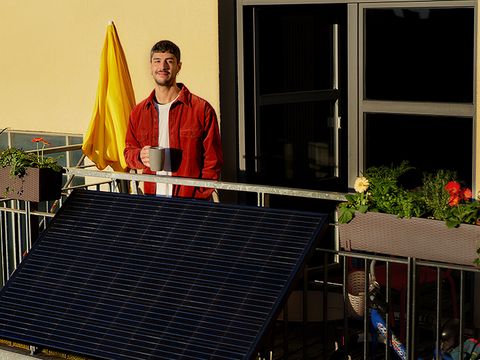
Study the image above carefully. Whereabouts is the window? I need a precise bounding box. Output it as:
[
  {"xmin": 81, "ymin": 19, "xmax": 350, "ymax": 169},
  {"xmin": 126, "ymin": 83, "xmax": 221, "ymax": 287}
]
[
  {"xmin": 360, "ymin": 4, "xmax": 475, "ymax": 185},
  {"xmin": 241, "ymin": 4, "xmax": 348, "ymax": 190},
  {"xmin": 365, "ymin": 114, "xmax": 473, "ymax": 183},
  {"xmin": 5, "ymin": 131, "xmax": 83, "ymax": 168},
  {"xmin": 230, "ymin": 1, "xmax": 476, "ymax": 195},
  {"xmin": 365, "ymin": 7, "xmax": 473, "ymax": 103}
]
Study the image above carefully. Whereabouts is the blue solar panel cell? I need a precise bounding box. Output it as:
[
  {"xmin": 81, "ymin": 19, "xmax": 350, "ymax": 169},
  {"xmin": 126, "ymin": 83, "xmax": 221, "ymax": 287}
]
[{"xmin": 0, "ymin": 190, "xmax": 328, "ymax": 359}]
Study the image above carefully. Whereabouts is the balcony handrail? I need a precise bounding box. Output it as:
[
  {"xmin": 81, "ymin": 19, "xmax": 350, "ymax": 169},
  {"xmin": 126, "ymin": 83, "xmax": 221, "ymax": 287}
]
[
  {"xmin": 64, "ymin": 167, "xmax": 348, "ymax": 202},
  {"xmin": 18, "ymin": 141, "xmax": 348, "ymax": 203},
  {"xmin": 25, "ymin": 144, "xmax": 83, "ymax": 155}
]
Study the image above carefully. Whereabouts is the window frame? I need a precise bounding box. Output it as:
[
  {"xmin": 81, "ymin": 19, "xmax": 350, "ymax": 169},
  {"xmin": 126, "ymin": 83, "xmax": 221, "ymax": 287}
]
[{"xmin": 357, "ymin": 1, "xmax": 476, "ymax": 187}]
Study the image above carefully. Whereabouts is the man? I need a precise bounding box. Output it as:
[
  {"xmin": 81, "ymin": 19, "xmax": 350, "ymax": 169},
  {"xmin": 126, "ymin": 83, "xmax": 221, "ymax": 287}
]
[{"xmin": 124, "ymin": 40, "xmax": 223, "ymax": 199}]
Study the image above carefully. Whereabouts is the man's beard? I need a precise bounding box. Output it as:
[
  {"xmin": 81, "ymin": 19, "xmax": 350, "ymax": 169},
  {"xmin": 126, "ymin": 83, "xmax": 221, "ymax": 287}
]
[{"xmin": 154, "ymin": 78, "xmax": 174, "ymax": 87}]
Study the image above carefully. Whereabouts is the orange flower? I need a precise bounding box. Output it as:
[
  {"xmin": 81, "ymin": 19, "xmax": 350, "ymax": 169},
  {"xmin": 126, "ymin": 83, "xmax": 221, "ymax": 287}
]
[
  {"xmin": 449, "ymin": 195, "xmax": 460, "ymax": 207},
  {"xmin": 445, "ymin": 181, "xmax": 461, "ymax": 195},
  {"xmin": 445, "ymin": 182, "xmax": 473, "ymax": 206},
  {"xmin": 463, "ymin": 188, "xmax": 473, "ymax": 200},
  {"xmin": 31, "ymin": 137, "xmax": 51, "ymax": 145},
  {"xmin": 32, "ymin": 136, "xmax": 51, "ymax": 162}
]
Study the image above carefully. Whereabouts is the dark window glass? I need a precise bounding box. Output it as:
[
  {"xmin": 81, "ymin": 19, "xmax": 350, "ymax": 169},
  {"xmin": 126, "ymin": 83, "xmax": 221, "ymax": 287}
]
[
  {"xmin": 365, "ymin": 114, "xmax": 472, "ymax": 185},
  {"xmin": 12, "ymin": 133, "xmax": 67, "ymax": 166},
  {"xmin": 10, "ymin": 133, "xmax": 85, "ymax": 170},
  {"xmin": 258, "ymin": 101, "xmax": 336, "ymax": 188},
  {"xmin": 256, "ymin": 5, "xmax": 345, "ymax": 94},
  {"xmin": 242, "ymin": 4, "xmax": 348, "ymax": 195},
  {"xmin": 68, "ymin": 135, "xmax": 84, "ymax": 168},
  {"xmin": 11, "ymin": 133, "xmax": 65, "ymax": 151},
  {"xmin": 365, "ymin": 8, "xmax": 473, "ymax": 103},
  {"xmin": 0, "ymin": 132, "xmax": 7, "ymax": 149}
]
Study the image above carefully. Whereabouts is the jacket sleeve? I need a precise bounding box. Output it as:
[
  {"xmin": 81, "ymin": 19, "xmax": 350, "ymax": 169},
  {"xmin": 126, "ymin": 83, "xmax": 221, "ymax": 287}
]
[{"xmin": 124, "ymin": 109, "xmax": 145, "ymax": 170}]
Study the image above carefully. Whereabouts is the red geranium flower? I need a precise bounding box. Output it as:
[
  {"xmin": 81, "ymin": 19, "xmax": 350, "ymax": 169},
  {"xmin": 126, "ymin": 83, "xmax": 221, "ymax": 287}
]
[
  {"xmin": 31, "ymin": 137, "xmax": 51, "ymax": 145},
  {"xmin": 445, "ymin": 182, "xmax": 474, "ymax": 206},
  {"xmin": 31, "ymin": 136, "xmax": 51, "ymax": 162},
  {"xmin": 445, "ymin": 181, "xmax": 461, "ymax": 195},
  {"xmin": 449, "ymin": 195, "xmax": 460, "ymax": 207},
  {"xmin": 463, "ymin": 188, "xmax": 473, "ymax": 200}
]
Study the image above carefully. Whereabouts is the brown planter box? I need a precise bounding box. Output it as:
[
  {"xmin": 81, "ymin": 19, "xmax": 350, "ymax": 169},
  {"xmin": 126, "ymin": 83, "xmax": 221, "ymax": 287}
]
[
  {"xmin": 339, "ymin": 212, "xmax": 480, "ymax": 267},
  {"xmin": 0, "ymin": 166, "xmax": 62, "ymax": 202}
]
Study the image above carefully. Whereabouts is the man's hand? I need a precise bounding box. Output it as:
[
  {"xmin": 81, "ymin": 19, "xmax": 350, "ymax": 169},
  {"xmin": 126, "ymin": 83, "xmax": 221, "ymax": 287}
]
[{"xmin": 140, "ymin": 146, "xmax": 151, "ymax": 168}]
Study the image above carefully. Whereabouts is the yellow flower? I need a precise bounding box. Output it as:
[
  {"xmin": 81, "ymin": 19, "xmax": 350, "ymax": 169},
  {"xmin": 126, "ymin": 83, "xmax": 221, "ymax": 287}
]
[{"xmin": 354, "ymin": 176, "xmax": 369, "ymax": 193}]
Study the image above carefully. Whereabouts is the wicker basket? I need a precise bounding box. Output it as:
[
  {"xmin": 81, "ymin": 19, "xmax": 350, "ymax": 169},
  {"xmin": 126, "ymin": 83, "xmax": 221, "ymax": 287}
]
[
  {"xmin": 345, "ymin": 270, "xmax": 367, "ymax": 319},
  {"xmin": 339, "ymin": 212, "xmax": 480, "ymax": 267}
]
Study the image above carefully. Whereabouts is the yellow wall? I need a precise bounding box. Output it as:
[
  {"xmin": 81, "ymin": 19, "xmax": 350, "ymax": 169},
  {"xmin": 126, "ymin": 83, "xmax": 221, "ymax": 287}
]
[{"xmin": 0, "ymin": 0, "xmax": 219, "ymax": 135}]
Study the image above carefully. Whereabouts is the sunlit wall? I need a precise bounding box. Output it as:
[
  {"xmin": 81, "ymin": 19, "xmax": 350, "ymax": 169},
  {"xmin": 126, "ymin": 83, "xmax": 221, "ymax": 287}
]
[{"xmin": 0, "ymin": 0, "xmax": 219, "ymax": 135}]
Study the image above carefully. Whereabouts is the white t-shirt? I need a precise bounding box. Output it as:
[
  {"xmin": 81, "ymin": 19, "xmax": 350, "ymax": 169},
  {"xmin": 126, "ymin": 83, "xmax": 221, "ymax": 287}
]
[{"xmin": 154, "ymin": 99, "xmax": 176, "ymax": 196}]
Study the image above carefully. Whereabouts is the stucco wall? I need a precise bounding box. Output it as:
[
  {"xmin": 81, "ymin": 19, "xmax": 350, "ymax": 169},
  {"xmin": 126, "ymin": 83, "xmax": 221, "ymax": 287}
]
[{"xmin": 0, "ymin": 0, "xmax": 219, "ymax": 135}]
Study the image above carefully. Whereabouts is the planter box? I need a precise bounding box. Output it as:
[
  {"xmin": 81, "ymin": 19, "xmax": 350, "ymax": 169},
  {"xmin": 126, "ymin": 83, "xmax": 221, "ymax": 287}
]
[
  {"xmin": 339, "ymin": 212, "xmax": 480, "ymax": 267},
  {"xmin": 0, "ymin": 166, "xmax": 62, "ymax": 202}
]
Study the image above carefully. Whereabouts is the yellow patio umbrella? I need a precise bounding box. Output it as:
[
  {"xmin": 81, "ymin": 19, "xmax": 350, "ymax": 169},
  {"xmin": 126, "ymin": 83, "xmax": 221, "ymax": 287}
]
[{"xmin": 82, "ymin": 21, "xmax": 136, "ymax": 172}]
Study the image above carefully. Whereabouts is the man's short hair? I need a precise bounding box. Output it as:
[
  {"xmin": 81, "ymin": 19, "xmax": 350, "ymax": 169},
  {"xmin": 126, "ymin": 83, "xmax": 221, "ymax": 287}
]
[{"xmin": 150, "ymin": 40, "xmax": 181, "ymax": 62}]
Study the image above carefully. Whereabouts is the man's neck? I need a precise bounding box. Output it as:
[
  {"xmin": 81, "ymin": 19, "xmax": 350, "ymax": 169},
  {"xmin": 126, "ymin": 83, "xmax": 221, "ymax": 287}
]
[{"xmin": 154, "ymin": 84, "xmax": 180, "ymax": 105}]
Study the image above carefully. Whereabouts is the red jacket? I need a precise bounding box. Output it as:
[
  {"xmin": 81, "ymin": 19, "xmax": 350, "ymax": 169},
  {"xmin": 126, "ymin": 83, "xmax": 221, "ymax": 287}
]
[{"xmin": 124, "ymin": 84, "xmax": 223, "ymax": 199}]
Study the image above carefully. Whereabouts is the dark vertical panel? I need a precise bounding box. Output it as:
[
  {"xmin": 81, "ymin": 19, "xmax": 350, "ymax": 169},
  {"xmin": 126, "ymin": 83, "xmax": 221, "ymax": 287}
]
[{"xmin": 218, "ymin": 0, "xmax": 239, "ymax": 187}]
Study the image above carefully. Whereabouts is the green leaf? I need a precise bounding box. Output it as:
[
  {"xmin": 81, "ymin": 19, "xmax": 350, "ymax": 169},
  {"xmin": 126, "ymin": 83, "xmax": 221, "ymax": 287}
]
[
  {"xmin": 445, "ymin": 219, "xmax": 461, "ymax": 228},
  {"xmin": 474, "ymin": 253, "xmax": 480, "ymax": 267},
  {"xmin": 344, "ymin": 194, "xmax": 358, "ymax": 202},
  {"xmin": 358, "ymin": 205, "xmax": 369, "ymax": 213},
  {"xmin": 338, "ymin": 208, "xmax": 354, "ymax": 224}
]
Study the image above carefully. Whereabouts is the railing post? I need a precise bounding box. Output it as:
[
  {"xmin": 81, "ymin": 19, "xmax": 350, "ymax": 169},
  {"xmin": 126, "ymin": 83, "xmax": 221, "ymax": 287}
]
[
  {"xmin": 25, "ymin": 201, "xmax": 39, "ymax": 250},
  {"xmin": 407, "ymin": 257, "xmax": 416, "ymax": 360},
  {"xmin": 0, "ymin": 207, "xmax": 6, "ymax": 286},
  {"xmin": 257, "ymin": 192, "xmax": 264, "ymax": 207},
  {"xmin": 24, "ymin": 201, "xmax": 31, "ymax": 256}
]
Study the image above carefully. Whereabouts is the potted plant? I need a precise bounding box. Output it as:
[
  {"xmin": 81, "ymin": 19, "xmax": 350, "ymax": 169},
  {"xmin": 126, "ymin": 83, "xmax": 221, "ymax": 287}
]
[
  {"xmin": 338, "ymin": 161, "xmax": 480, "ymax": 267},
  {"xmin": 0, "ymin": 133, "xmax": 63, "ymax": 202}
]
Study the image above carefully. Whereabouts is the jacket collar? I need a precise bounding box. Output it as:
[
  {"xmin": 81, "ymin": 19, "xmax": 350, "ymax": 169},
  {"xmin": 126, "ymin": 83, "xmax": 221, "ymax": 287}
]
[{"xmin": 144, "ymin": 83, "xmax": 190, "ymax": 109}]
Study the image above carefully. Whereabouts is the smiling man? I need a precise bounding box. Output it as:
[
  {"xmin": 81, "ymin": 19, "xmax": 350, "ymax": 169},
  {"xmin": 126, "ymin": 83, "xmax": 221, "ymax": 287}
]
[{"xmin": 124, "ymin": 40, "xmax": 223, "ymax": 199}]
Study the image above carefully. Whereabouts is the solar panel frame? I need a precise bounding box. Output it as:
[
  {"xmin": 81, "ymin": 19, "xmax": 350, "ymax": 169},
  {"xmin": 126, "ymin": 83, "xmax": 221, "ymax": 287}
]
[{"xmin": 0, "ymin": 190, "xmax": 329, "ymax": 359}]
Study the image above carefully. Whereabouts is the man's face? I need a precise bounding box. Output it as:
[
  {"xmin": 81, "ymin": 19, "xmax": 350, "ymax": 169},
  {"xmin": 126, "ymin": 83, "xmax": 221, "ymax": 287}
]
[{"xmin": 150, "ymin": 51, "xmax": 182, "ymax": 87}]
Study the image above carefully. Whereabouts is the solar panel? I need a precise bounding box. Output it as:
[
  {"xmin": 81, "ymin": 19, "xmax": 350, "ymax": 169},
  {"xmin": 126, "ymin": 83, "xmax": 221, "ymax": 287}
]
[{"xmin": 0, "ymin": 190, "xmax": 328, "ymax": 360}]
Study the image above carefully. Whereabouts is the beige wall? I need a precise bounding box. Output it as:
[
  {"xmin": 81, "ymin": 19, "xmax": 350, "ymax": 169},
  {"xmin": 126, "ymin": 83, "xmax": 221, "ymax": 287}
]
[{"xmin": 0, "ymin": 0, "xmax": 219, "ymax": 135}]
